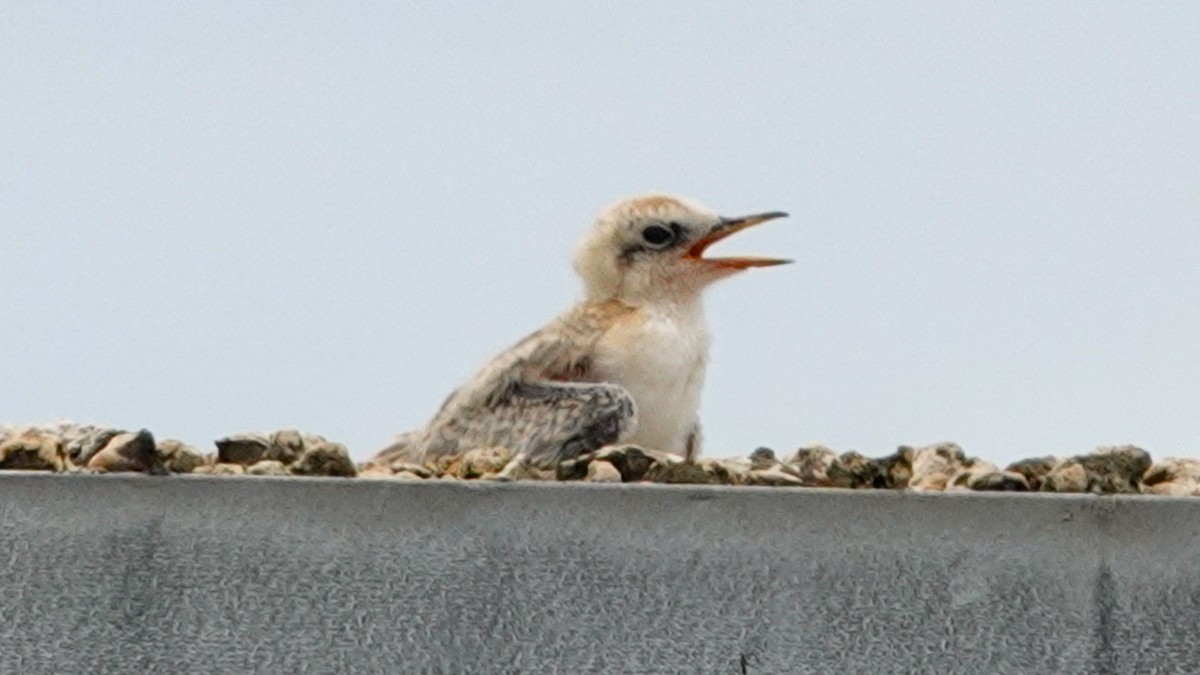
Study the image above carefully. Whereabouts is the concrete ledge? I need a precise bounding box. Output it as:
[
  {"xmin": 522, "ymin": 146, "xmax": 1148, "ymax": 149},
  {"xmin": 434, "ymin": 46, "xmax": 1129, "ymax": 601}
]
[{"xmin": 2, "ymin": 475, "xmax": 1198, "ymax": 673}]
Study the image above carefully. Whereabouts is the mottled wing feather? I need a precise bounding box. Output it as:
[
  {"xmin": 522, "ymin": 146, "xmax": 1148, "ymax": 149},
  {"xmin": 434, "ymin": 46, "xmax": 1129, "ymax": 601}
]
[
  {"xmin": 410, "ymin": 300, "xmax": 640, "ymax": 466},
  {"xmin": 447, "ymin": 380, "xmax": 634, "ymax": 467}
]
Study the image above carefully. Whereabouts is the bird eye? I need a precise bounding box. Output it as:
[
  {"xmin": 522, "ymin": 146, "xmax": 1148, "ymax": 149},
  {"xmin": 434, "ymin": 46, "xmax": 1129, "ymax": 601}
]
[{"xmin": 641, "ymin": 225, "xmax": 674, "ymax": 247}]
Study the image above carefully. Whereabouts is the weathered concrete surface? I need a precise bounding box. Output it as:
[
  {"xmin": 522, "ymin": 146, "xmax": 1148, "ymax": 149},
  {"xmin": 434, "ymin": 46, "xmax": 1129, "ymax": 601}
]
[{"xmin": 1, "ymin": 475, "xmax": 1198, "ymax": 674}]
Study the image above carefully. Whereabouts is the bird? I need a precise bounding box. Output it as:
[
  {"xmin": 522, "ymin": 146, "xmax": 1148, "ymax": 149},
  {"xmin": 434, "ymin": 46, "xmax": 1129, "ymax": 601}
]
[{"xmin": 375, "ymin": 193, "xmax": 789, "ymax": 469}]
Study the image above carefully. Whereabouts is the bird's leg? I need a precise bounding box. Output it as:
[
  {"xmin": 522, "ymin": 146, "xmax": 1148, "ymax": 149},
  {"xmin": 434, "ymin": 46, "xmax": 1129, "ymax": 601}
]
[{"xmin": 684, "ymin": 422, "xmax": 702, "ymax": 462}]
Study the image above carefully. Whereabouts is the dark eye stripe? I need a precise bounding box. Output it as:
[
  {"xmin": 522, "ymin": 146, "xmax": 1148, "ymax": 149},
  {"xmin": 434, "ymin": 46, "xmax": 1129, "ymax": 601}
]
[{"xmin": 619, "ymin": 221, "xmax": 689, "ymax": 264}]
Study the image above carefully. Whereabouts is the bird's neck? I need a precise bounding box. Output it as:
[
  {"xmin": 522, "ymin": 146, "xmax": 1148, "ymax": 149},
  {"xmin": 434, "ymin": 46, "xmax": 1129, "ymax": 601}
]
[
  {"xmin": 594, "ymin": 272, "xmax": 712, "ymax": 308},
  {"xmin": 602, "ymin": 290, "xmax": 707, "ymax": 322}
]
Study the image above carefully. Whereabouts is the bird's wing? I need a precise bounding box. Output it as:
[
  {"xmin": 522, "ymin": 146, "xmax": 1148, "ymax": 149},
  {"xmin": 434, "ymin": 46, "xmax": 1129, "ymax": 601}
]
[
  {"xmin": 429, "ymin": 379, "xmax": 635, "ymax": 467},
  {"xmin": 413, "ymin": 300, "xmax": 640, "ymax": 466}
]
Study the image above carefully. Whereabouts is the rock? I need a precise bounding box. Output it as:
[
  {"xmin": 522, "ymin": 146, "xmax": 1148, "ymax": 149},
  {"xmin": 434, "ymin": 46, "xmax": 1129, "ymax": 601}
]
[
  {"xmin": 0, "ymin": 429, "xmax": 66, "ymax": 471},
  {"xmin": 557, "ymin": 445, "xmax": 670, "ymax": 482},
  {"xmin": 357, "ymin": 463, "xmax": 432, "ymax": 481},
  {"xmin": 1042, "ymin": 446, "xmax": 1152, "ymax": 494},
  {"xmin": 950, "ymin": 462, "xmax": 1001, "ymax": 491},
  {"xmin": 1043, "ymin": 461, "xmax": 1089, "ymax": 493},
  {"xmin": 64, "ymin": 427, "xmax": 123, "ymax": 467},
  {"xmin": 355, "ymin": 458, "xmax": 437, "ymax": 479},
  {"xmin": 685, "ymin": 459, "xmax": 746, "ymax": 485},
  {"xmin": 216, "ymin": 429, "xmax": 354, "ymax": 476},
  {"xmin": 908, "ymin": 443, "xmax": 970, "ymax": 491},
  {"xmin": 781, "ymin": 444, "xmax": 838, "ymax": 486},
  {"xmin": 876, "ymin": 447, "xmax": 915, "ymax": 489},
  {"xmin": 556, "ymin": 457, "xmax": 589, "ymax": 481},
  {"xmin": 488, "ymin": 458, "xmax": 556, "ymax": 482},
  {"xmin": 86, "ymin": 430, "xmax": 164, "ymax": 474},
  {"xmin": 458, "ymin": 447, "xmax": 514, "ymax": 479},
  {"xmin": 195, "ymin": 463, "xmax": 246, "ymax": 476},
  {"xmin": 905, "ymin": 443, "xmax": 998, "ymax": 492},
  {"xmin": 704, "ymin": 458, "xmax": 751, "ymax": 485},
  {"xmin": 585, "ymin": 460, "xmax": 622, "ymax": 483},
  {"xmin": 158, "ymin": 439, "xmax": 205, "ymax": 473},
  {"xmin": 599, "ymin": 445, "xmax": 675, "ymax": 481},
  {"xmin": 746, "ymin": 466, "xmax": 805, "ymax": 487},
  {"xmin": 967, "ymin": 471, "xmax": 1030, "ymax": 492},
  {"xmin": 748, "ymin": 447, "xmax": 777, "ymax": 471},
  {"xmin": 1005, "ymin": 456, "xmax": 1058, "ymax": 492},
  {"xmin": 644, "ymin": 459, "xmax": 723, "ymax": 485},
  {"xmin": 827, "ymin": 451, "xmax": 882, "ymax": 489},
  {"xmin": 1142, "ymin": 458, "xmax": 1200, "ymax": 496},
  {"xmin": 290, "ymin": 441, "xmax": 356, "ymax": 477},
  {"xmin": 216, "ymin": 433, "xmax": 271, "ymax": 465},
  {"xmin": 1084, "ymin": 445, "xmax": 1152, "ymax": 493},
  {"xmin": 387, "ymin": 462, "xmax": 433, "ymax": 479},
  {"xmin": 357, "ymin": 464, "xmax": 397, "ymax": 479},
  {"xmin": 246, "ymin": 460, "xmax": 289, "ymax": 476},
  {"xmin": 266, "ymin": 430, "xmax": 306, "ymax": 464}
]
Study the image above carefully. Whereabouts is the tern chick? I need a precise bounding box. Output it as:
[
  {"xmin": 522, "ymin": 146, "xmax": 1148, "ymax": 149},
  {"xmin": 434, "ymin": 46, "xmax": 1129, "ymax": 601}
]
[{"xmin": 378, "ymin": 193, "xmax": 789, "ymax": 468}]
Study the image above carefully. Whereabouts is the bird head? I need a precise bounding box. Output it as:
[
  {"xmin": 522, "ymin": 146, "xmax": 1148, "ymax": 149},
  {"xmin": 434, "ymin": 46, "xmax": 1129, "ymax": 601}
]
[{"xmin": 573, "ymin": 193, "xmax": 790, "ymax": 302}]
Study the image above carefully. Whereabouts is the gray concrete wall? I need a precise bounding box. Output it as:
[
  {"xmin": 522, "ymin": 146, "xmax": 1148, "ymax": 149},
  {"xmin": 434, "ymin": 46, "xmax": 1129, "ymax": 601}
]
[{"xmin": 1, "ymin": 474, "xmax": 1197, "ymax": 674}]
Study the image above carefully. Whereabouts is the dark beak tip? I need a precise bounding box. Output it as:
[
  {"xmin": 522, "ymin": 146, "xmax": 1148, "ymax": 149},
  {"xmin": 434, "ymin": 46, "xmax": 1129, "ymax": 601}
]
[
  {"xmin": 751, "ymin": 210, "xmax": 790, "ymax": 222},
  {"xmin": 720, "ymin": 210, "xmax": 790, "ymax": 227}
]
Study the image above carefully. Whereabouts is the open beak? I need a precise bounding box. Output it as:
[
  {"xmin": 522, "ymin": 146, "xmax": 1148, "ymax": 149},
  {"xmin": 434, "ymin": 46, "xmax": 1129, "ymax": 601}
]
[{"xmin": 685, "ymin": 211, "xmax": 791, "ymax": 269}]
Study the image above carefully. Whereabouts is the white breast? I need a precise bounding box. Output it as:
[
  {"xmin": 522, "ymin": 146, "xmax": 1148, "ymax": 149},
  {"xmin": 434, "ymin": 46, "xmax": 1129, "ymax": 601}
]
[{"xmin": 592, "ymin": 300, "xmax": 709, "ymax": 454}]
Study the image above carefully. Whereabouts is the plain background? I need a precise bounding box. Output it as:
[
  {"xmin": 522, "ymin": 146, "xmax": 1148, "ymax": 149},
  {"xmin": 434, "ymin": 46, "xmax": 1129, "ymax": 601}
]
[{"xmin": 3, "ymin": 3, "xmax": 1198, "ymax": 464}]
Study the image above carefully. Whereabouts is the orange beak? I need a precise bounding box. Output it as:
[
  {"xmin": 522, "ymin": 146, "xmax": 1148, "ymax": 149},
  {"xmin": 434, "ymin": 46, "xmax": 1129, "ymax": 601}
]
[{"xmin": 685, "ymin": 211, "xmax": 791, "ymax": 269}]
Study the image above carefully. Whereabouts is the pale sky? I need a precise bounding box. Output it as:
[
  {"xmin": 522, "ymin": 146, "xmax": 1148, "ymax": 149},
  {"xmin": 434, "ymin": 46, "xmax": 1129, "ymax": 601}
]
[{"xmin": 3, "ymin": 3, "xmax": 1198, "ymax": 465}]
